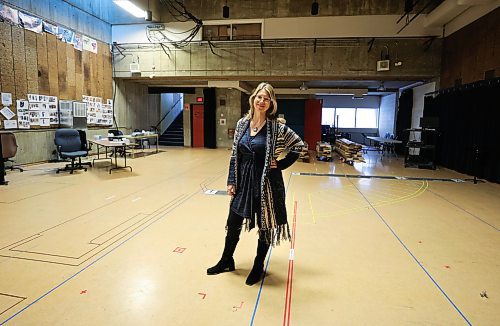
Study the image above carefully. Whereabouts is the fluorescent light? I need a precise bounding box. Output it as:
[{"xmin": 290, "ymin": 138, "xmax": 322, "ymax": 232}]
[{"xmin": 114, "ymin": 0, "xmax": 146, "ymax": 18}]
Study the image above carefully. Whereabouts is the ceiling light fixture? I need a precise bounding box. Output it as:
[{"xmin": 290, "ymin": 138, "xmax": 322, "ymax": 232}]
[
  {"xmin": 311, "ymin": 1, "xmax": 319, "ymax": 16},
  {"xmin": 299, "ymin": 82, "xmax": 308, "ymax": 91},
  {"xmin": 113, "ymin": 0, "xmax": 146, "ymax": 18},
  {"xmin": 223, "ymin": 1, "xmax": 229, "ymax": 18}
]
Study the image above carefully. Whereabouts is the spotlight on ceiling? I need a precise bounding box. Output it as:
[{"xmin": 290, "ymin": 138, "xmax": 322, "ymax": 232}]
[
  {"xmin": 223, "ymin": 1, "xmax": 229, "ymax": 18},
  {"xmin": 377, "ymin": 82, "xmax": 386, "ymax": 92},
  {"xmin": 299, "ymin": 82, "xmax": 308, "ymax": 91},
  {"xmin": 311, "ymin": 1, "xmax": 319, "ymax": 16}
]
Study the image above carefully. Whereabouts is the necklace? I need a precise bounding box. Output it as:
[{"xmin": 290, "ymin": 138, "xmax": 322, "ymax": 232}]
[{"xmin": 252, "ymin": 120, "xmax": 265, "ymax": 132}]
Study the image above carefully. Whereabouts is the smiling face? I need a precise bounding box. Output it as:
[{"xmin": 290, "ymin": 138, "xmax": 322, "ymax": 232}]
[
  {"xmin": 247, "ymin": 82, "xmax": 278, "ymax": 119},
  {"xmin": 253, "ymin": 89, "xmax": 272, "ymax": 115}
]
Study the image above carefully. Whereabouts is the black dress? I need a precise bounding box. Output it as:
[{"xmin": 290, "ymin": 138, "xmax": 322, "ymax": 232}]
[{"xmin": 230, "ymin": 125, "xmax": 267, "ymax": 229}]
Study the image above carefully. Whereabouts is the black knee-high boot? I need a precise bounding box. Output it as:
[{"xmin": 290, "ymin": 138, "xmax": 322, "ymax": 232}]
[
  {"xmin": 207, "ymin": 224, "xmax": 241, "ymax": 275},
  {"xmin": 245, "ymin": 238, "xmax": 270, "ymax": 285}
]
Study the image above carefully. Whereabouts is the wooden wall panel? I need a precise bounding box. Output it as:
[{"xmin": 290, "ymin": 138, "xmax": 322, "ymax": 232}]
[
  {"xmin": 90, "ymin": 52, "xmax": 97, "ymax": 97},
  {"xmin": 0, "ymin": 23, "xmax": 112, "ymax": 130},
  {"xmin": 66, "ymin": 43, "xmax": 76, "ymax": 99},
  {"xmin": 57, "ymin": 40, "xmax": 68, "ymax": 99},
  {"xmin": 102, "ymin": 43, "xmax": 113, "ymax": 101},
  {"xmin": 46, "ymin": 34, "xmax": 59, "ymax": 97},
  {"xmin": 24, "ymin": 31, "xmax": 39, "ymax": 95},
  {"xmin": 12, "ymin": 27, "xmax": 28, "ymax": 103},
  {"xmin": 441, "ymin": 8, "xmax": 499, "ymax": 88},
  {"xmin": 96, "ymin": 47, "xmax": 104, "ymax": 99},
  {"xmin": 75, "ymin": 50, "xmax": 83, "ymax": 100},
  {"xmin": 82, "ymin": 50, "xmax": 91, "ymax": 96},
  {"xmin": 0, "ymin": 23, "xmax": 15, "ymax": 97},
  {"xmin": 36, "ymin": 33, "xmax": 50, "ymax": 94}
]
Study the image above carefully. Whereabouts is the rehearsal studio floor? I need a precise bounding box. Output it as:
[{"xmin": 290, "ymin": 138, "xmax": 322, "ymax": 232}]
[{"xmin": 0, "ymin": 147, "xmax": 499, "ymax": 325}]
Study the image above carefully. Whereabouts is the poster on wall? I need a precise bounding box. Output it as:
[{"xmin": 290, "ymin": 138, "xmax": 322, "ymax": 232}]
[
  {"xmin": 0, "ymin": 107, "xmax": 15, "ymax": 120},
  {"xmin": 1, "ymin": 92, "xmax": 12, "ymax": 106},
  {"xmin": 19, "ymin": 11, "xmax": 43, "ymax": 34},
  {"xmin": 58, "ymin": 27, "xmax": 74, "ymax": 43},
  {"xmin": 73, "ymin": 33, "xmax": 83, "ymax": 51},
  {"xmin": 0, "ymin": 5, "xmax": 19, "ymax": 25},
  {"xmin": 3, "ymin": 120, "xmax": 17, "ymax": 129},
  {"xmin": 17, "ymin": 100, "xmax": 30, "ymax": 129},
  {"xmin": 42, "ymin": 21, "xmax": 58, "ymax": 35},
  {"xmin": 83, "ymin": 35, "xmax": 98, "ymax": 54}
]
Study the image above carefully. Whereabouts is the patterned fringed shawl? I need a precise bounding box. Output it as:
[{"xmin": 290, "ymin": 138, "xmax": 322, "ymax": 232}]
[{"xmin": 227, "ymin": 117, "xmax": 304, "ymax": 245}]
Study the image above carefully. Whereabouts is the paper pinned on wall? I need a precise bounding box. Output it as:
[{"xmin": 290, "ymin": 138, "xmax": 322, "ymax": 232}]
[
  {"xmin": 4, "ymin": 120, "xmax": 18, "ymax": 129},
  {"xmin": 83, "ymin": 35, "xmax": 98, "ymax": 54},
  {"xmin": 19, "ymin": 11, "xmax": 43, "ymax": 34},
  {"xmin": 73, "ymin": 33, "xmax": 83, "ymax": 51},
  {"xmin": 0, "ymin": 4, "xmax": 19, "ymax": 25},
  {"xmin": 17, "ymin": 100, "xmax": 30, "ymax": 129},
  {"xmin": 1, "ymin": 106, "xmax": 15, "ymax": 120},
  {"xmin": 42, "ymin": 21, "xmax": 58, "ymax": 35},
  {"xmin": 1, "ymin": 92, "xmax": 12, "ymax": 106}
]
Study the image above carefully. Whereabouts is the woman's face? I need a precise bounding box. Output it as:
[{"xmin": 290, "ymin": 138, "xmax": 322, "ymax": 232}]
[{"xmin": 253, "ymin": 89, "xmax": 271, "ymax": 115}]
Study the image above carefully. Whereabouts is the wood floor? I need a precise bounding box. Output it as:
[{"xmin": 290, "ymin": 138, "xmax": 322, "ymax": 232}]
[{"xmin": 0, "ymin": 148, "xmax": 498, "ymax": 325}]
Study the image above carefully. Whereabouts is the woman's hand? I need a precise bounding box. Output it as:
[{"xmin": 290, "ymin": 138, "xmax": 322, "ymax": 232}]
[
  {"xmin": 270, "ymin": 159, "xmax": 278, "ymax": 169},
  {"xmin": 227, "ymin": 185, "xmax": 236, "ymax": 197}
]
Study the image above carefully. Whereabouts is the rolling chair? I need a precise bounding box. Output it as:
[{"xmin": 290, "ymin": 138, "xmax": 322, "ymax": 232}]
[
  {"xmin": 54, "ymin": 129, "xmax": 89, "ymax": 174},
  {"xmin": 77, "ymin": 130, "xmax": 92, "ymax": 168},
  {"xmin": 1, "ymin": 132, "xmax": 24, "ymax": 173}
]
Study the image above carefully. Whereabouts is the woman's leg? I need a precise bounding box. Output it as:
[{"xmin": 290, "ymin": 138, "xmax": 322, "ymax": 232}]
[
  {"xmin": 207, "ymin": 210, "xmax": 243, "ymax": 275},
  {"xmin": 245, "ymin": 230, "xmax": 271, "ymax": 285}
]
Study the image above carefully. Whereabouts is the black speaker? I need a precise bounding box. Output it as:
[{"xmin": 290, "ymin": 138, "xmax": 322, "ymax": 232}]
[
  {"xmin": 222, "ymin": 5, "xmax": 229, "ymax": 18},
  {"xmin": 311, "ymin": 2, "xmax": 319, "ymax": 15}
]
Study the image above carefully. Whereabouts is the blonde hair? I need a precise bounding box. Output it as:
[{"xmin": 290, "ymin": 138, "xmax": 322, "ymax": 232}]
[{"xmin": 247, "ymin": 82, "xmax": 278, "ymax": 119}]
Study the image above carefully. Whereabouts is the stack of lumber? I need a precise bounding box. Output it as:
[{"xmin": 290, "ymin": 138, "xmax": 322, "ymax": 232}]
[
  {"xmin": 316, "ymin": 141, "xmax": 333, "ymax": 161},
  {"xmin": 299, "ymin": 141, "xmax": 310, "ymax": 163},
  {"xmin": 335, "ymin": 138, "xmax": 365, "ymax": 163}
]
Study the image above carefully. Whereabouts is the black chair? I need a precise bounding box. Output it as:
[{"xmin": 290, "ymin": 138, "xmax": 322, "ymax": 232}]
[
  {"xmin": 1, "ymin": 132, "xmax": 24, "ymax": 173},
  {"xmin": 54, "ymin": 129, "xmax": 89, "ymax": 174},
  {"xmin": 77, "ymin": 130, "xmax": 92, "ymax": 168}
]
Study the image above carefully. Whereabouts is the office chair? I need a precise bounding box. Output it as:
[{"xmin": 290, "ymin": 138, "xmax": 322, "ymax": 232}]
[
  {"xmin": 77, "ymin": 130, "xmax": 92, "ymax": 168},
  {"xmin": 1, "ymin": 132, "xmax": 24, "ymax": 173},
  {"xmin": 54, "ymin": 129, "xmax": 89, "ymax": 174}
]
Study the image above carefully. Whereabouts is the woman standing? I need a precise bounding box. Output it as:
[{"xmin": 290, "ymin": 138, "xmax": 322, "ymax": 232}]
[{"xmin": 207, "ymin": 82, "xmax": 304, "ymax": 285}]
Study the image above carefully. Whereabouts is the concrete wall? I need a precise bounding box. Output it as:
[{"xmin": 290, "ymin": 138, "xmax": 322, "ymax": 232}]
[
  {"xmin": 112, "ymin": 38, "xmax": 442, "ymax": 81},
  {"xmin": 171, "ymin": 0, "xmax": 425, "ymax": 20},
  {"xmin": 113, "ymin": 79, "xmax": 160, "ymax": 133},
  {"xmin": 215, "ymin": 88, "xmax": 243, "ymax": 148},
  {"xmin": 3, "ymin": 0, "xmax": 112, "ymax": 42}
]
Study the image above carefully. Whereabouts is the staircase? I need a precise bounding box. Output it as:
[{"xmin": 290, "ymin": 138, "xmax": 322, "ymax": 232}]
[{"xmin": 159, "ymin": 112, "xmax": 184, "ymax": 146}]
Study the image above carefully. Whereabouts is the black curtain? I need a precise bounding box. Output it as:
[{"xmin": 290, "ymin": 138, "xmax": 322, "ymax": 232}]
[
  {"xmin": 394, "ymin": 88, "xmax": 413, "ymax": 153},
  {"xmin": 203, "ymin": 88, "xmax": 217, "ymax": 149},
  {"xmin": 423, "ymin": 78, "xmax": 500, "ymax": 183}
]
